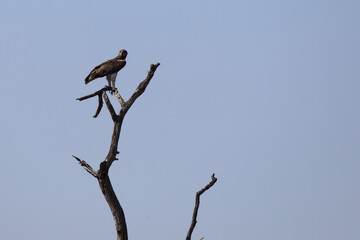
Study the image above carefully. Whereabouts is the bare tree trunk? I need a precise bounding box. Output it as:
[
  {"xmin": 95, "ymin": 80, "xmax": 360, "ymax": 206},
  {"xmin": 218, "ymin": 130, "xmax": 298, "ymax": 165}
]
[
  {"xmin": 74, "ymin": 63, "xmax": 160, "ymax": 240},
  {"xmin": 73, "ymin": 61, "xmax": 218, "ymax": 240},
  {"xmin": 98, "ymin": 164, "xmax": 127, "ymax": 240}
]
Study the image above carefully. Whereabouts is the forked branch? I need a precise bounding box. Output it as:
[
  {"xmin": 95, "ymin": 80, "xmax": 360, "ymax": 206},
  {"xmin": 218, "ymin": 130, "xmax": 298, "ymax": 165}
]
[
  {"xmin": 75, "ymin": 62, "xmax": 218, "ymax": 240},
  {"xmin": 74, "ymin": 63, "xmax": 161, "ymax": 240},
  {"xmin": 76, "ymin": 86, "xmax": 112, "ymax": 118}
]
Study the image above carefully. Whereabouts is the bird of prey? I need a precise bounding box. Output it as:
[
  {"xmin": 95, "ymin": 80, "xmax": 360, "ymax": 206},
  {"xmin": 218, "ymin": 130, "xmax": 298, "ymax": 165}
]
[{"xmin": 85, "ymin": 49, "xmax": 127, "ymax": 92}]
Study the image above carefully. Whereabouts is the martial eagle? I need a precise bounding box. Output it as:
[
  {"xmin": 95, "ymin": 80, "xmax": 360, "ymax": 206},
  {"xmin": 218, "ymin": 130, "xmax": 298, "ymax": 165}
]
[{"xmin": 85, "ymin": 49, "xmax": 127, "ymax": 91}]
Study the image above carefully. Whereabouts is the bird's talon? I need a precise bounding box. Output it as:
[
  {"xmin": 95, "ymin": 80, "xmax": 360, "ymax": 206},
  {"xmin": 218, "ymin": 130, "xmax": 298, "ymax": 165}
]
[{"xmin": 110, "ymin": 87, "xmax": 116, "ymax": 95}]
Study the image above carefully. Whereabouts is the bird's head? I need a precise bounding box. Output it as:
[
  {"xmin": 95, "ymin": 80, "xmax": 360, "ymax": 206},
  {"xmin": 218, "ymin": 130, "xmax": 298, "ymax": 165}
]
[{"xmin": 118, "ymin": 49, "xmax": 128, "ymax": 59}]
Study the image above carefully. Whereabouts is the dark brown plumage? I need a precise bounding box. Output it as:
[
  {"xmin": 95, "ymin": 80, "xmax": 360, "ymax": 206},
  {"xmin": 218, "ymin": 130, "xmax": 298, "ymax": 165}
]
[{"xmin": 85, "ymin": 49, "xmax": 127, "ymax": 90}]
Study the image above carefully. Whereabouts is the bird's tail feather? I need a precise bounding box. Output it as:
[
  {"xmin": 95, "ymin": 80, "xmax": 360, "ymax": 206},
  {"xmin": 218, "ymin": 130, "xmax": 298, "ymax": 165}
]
[{"xmin": 85, "ymin": 75, "xmax": 91, "ymax": 84}]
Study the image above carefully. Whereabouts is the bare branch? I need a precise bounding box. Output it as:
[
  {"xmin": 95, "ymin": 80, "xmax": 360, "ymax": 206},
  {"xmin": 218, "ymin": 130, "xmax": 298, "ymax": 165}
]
[
  {"xmin": 121, "ymin": 63, "xmax": 160, "ymax": 115},
  {"xmin": 72, "ymin": 155, "xmax": 98, "ymax": 178},
  {"xmin": 76, "ymin": 86, "xmax": 112, "ymax": 101},
  {"xmin": 114, "ymin": 89, "xmax": 125, "ymax": 107},
  {"xmin": 186, "ymin": 174, "xmax": 218, "ymax": 240},
  {"xmin": 102, "ymin": 120, "xmax": 123, "ymax": 170},
  {"xmin": 93, "ymin": 94, "xmax": 104, "ymax": 118},
  {"xmin": 77, "ymin": 86, "xmax": 112, "ymax": 118},
  {"xmin": 103, "ymin": 92, "xmax": 119, "ymax": 122},
  {"xmin": 198, "ymin": 174, "xmax": 217, "ymax": 195}
]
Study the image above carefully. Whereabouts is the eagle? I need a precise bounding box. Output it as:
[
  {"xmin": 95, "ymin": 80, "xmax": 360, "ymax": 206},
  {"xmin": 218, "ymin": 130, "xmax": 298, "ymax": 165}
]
[{"xmin": 85, "ymin": 49, "xmax": 127, "ymax": 92}]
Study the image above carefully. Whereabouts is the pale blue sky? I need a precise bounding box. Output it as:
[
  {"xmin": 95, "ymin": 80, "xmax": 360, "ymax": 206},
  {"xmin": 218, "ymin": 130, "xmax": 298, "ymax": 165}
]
[{"xmin": 1, "ymin": 1, "xmax": 359, "ymax": 239}]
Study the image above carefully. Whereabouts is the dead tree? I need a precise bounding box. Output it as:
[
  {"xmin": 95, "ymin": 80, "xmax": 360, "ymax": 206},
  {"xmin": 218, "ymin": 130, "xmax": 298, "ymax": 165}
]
[{"xmin": 73, "ymin": 62, "xmax": 217, "ymax": 240}]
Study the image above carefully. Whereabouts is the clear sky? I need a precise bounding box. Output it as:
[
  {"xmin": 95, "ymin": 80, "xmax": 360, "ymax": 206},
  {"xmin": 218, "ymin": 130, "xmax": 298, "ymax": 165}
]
[{"xmin": 1, "ymin": 0, "xmax": 359, "ymax": 239}]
